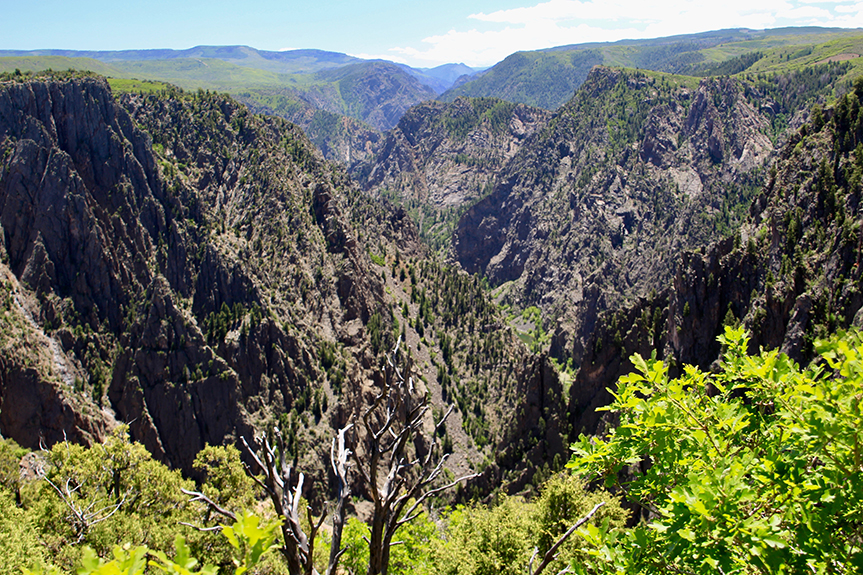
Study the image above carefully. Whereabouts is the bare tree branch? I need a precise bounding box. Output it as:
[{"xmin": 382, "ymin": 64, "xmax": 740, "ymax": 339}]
[
  {"xmin": 241, "ymin": 425, "xmax": 352, "ymax": 575},
  {"xmin": 178, "ymin": 522, "xmax": 224, "ymax": 532},
  {"xmin": 326, "ymin": 424, "xmax": 353, "ymax": 575},
  {"xmin": 40, "ymin": 472, "xmax": 130, "ymax": 544},
  {"xmin": 528, "ymin": 502, "xmax": 606, "ymax": 575},
  {"xmin": 181, "ymin": 488, "xmax": 237, "ymax": 522},
  {"xmin": 356, "ymin": 336, "xmax": 478, "ymax": 575}
]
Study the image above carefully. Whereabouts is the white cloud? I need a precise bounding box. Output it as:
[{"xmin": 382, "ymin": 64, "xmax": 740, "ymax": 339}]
[
  {"xmin": 388, "ymin": 0, "xmax": 862, "ymax": 67},
  {"xmin": 835, "ymin": 1, "xmax": 863, "ymax": 12},
  {"xmin": 390, "ymin": 22, "xmax": 642, "ymax": 67},
  {"xmin": 778, "ymin": 5, "xmax": 834, "ymax": 18}
]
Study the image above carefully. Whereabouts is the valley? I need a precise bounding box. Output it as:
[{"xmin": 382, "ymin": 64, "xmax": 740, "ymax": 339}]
[{"xmin": 2, "ymin": 24, "xmax": 863, "ymax": 575}]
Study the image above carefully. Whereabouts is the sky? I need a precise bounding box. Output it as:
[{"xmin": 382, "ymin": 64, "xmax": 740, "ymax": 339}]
[{"xmin": 2, "ymin": 0, "xmax": 863, "ymax": 68}]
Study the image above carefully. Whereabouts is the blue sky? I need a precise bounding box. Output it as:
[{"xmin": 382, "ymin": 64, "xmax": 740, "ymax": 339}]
[{"xmin": 2, "ymin": 0, "xmax": 863, "ymax": 67}]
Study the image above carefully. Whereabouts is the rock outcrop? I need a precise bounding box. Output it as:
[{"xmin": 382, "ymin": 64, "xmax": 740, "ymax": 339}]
[
  {"xmin": 351, "ymin": 97, "xmax": 550, "ymax": 249},
  {"xmin": 0, "ymin": 74, "xmax": 396, "ymax": 472},
  {"xmin": 561, "ymin": 80, "xmax": 863, "ymax": 437},
  {"xmin": 455, "ymin": 68, "xmax": 774, "ymax": 369}
]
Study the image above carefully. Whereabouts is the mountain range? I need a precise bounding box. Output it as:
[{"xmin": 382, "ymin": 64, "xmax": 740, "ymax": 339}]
[
  {"xmin": 5, "ymin": 27, "xmax": 863, "ymax": 165},
  {"xmin": 2, "ymin": 26, "xmax": 863, "ymax": 499}
]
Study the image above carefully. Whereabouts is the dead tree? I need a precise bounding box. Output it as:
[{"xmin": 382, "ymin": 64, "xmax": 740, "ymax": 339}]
[
  {"xmin": 239, "ymin": 427, "xmax": 352, "ymax": 575},
  {"xmin": 37, "ymin": 438, "xmax": 130, "ymax": 544},
  {"xmin": 355, "ymin": 337, "xmax": 479, "ymax": 575},
  {"xmin": 326, "ymin": 424, "xmax": 352, "ymax": 575},
  {"xmin": 41, "ymin": 472, "xmax": 130, "ymax": 544}
]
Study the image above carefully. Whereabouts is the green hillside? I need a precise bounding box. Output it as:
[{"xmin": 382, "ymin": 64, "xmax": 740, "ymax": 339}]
[
  {"xmin": 0, "ymin": 55, "xmax": 123, "ymax": 77},
  {"xmin": 0, "ymin": 55, "xmax": 434, "ymax": 132},
  {"xmin": 441, "ymin": 27, "xmax": 863, "ymax": 110}
]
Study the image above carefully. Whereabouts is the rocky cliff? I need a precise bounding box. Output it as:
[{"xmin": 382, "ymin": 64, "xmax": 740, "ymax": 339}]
[
  {"xmin": 0, "ymin": 73, "xmax": 557, "ymax": 497},
  {"xmin": 352, "ymin": 97, "xmax": 550, "ymax": 250},
  {"xmin": 559, "ymin": 77, "xmax": 863, "ymax": 437},
  {"xmin": 0, "ymin": 74, "xmax": 383, "ymax": 472},
  {"xmin": 454, "ymin": 68, "xmax": 774, "ymax": 367},
  {"xmin": 237, "ymin": 94, "xmax": 384, "ymax": 166}
]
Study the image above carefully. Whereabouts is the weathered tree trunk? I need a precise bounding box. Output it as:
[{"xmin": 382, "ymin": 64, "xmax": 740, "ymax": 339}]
[
  {"xmin": 357, "ymin": 338, "xmax": 479, "ymax": 575},
  {"xmin": 326, "ymin": 425, "xmax": 352, "ymax": 575}
]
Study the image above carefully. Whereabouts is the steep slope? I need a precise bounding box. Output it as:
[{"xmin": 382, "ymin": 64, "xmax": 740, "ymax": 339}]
[
  {"xmin": 311, "ymin": 61, "xmax": 438, "ymax": 130},
  {"xmin": 455, "ymin": 68, "xmax": 772, "ymax": 354},
  {"xmin": 234, "ymin": 61, "xmax": 439, "ymax": 157},
  {"xmin": 559, "ymin": 78, "xmax": 863, "ymax": 437},
  {"xmin": 351, "ymin": 97, "xmax": 550, "ymax": 250},
  {"xmin": 409, "ymin": 63, "xmax": 477, "ymax": 93},
  {"xmin": 0, "ymin": 53, "xmax": 440, "ymax": 152},
  {"xmin": 234, "ymin": 92, "xmax": 383, "ymax": 165},
  {"xmin": 440, "ymin": 49, "xmax": 603, "ymax": 111},
  {"xmin": 0, "ymin": 72, "xmax": 557, "ymax": 497},
  {"xmin": 0, "ymin": 72, "xmax": 385, "ymax": 472},
  {"xmin": 441, "ymin": 27, "xmax": 863, "ymax": 110}
]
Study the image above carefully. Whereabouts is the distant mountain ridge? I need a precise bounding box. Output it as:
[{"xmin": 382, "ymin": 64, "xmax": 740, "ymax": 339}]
[
  {"xmin": 0, "ymin": 46, "xmax": 477, "ymax": 94},
  {"xmin": 0, "ymin": 46, "xmax": 362, "ymax": 74},
  {"xmin": 0, "ymin": 47, "xmax": 478, "ymax": 139},
  {"xmin": 4, "ymin": 27, "xmax": 863, "ymax": 167},
  {"xmin": 442, "ymin": 26, "xmax": 863, "ymax": 110}
]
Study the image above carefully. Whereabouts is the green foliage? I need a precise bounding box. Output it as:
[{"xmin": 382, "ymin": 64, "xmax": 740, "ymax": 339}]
[
  {"xmin": 341, "ymin": 512, "xmax": 439, "ymax": 575},
  {"xmin": 150, "ymin": 536, "xmax": 218, "ymax": 575},
  {"xmin": 0, "ymin": 435, "xmax": 26, "ymax": 492},
  {"xmin": 750, "ymin": 62, "xmax": 852, "ymax": 138},
  {"xmin": 192, "ymin": 445, "xmax": 257, "ymax": 513},
  {"xmin": 77, "ymin": 545, "xmax": 149, "ymax": 575},
  {"xmin": 438, "ymin": 98, "xmax": 517, "ymax": 140},
  {"xmin": 23, "ymin": 426, "xmax": 195, "ymax": 569},
  {"xmin": 532, "ymin": 475, "xmax": 628, "ymax": 571},
  {"xmin": 442, "ymin": 49, "xmax": 604, "ymax": 110},
  {"xmin": 367, "ymin": 312, "xmax": 387, "ymax": 354},
  {"xmin": 516, "ymin": 305, "xmax": 550, "ymax": 353},
  {"xmin": 340, "ymin": 517, "xmax": 371, "ymax": 575},
  {"xmin": 433, "ymin": 497, "xmax": 535, "ymax": 575},
  {"xmin": 107, "ymin": 77, "xmax": 171, "ymax": 94},
  {"xmin": 23, "ymin": 512, "xmax": 276, "ymax": 575},
  {"xmin": 431, "ymin": 478, "xmax": 625, "ymax": 575},
  {"xmin": 221, "ymin": 512, "xmax": 280, "ymax": 575},
  {"xmin": 203, "ymin": 302, "xmax": 263, "ymax": 344},
  {"xmin": 0, "ymin": 487, "xmax": 49, "ymax": 575},
  {"xmin": 682, "ymin": 51, "xmax": 764, "ymax": 77},
  {"xmin": 568, "ymin": 327, "xmax": 863, "ymax": 574}
]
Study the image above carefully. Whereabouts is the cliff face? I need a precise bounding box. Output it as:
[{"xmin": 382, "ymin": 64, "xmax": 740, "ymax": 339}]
[
  {"xmin": 350, "ymin": 97, "xmax": 550, "ymax": 250},
  {"xmin": 354, "ymin": 97, "xmax": 550, "ymax": 208},
  {"xmin": 0, "ymin": 264, "xmax": 114, "ymax": 448},
  {"xmin": 561, "ymin": 80, "xmax": 863, "ymax": 438},
  {"xmin": 237, "ymin": 92, "xmax": 385, "ymax": 166},
  {"xmin": 0, "ymin": 75, "xmax": 391, "ymax": 472},
  {"xmin": 454, "ymin": 68, "xmax": 774, "ymax": 366},
  {"xmin": 0, "ymin": 74, "xmax": 557, "ymax": 496}
]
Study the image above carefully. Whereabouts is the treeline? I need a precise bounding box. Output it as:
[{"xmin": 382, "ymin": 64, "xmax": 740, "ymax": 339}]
[
  {"xmin": 0, "ymin": 426, "xmax": 625, "ymax": 575},
  {"xmin": 746, "ymin": 61, "xmax": 853, "ymax": 136},
  {"xmin": 377, "ymin": 253, "xmax": 520, "ymax": 450},
  {"xmin": 7, "ymin": 328, "xmax": 863, "ymax": 574},
  {"xmin": 682, "ymin": 51, "xmax": 764, "ymax": 77}
]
